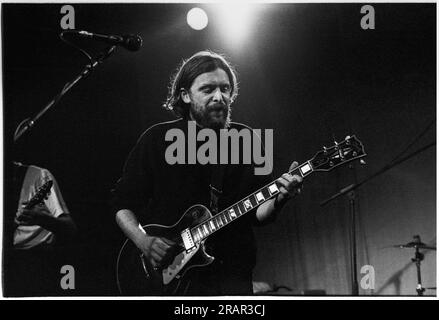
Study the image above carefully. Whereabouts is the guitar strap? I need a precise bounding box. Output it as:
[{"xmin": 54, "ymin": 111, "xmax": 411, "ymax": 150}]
[{"xmin": 209, "ymin": 164, "xmax": 225, "ymax": 215}]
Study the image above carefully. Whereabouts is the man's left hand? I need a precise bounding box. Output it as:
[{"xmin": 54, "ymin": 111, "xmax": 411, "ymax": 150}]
[{"xmin": 276, "ymin": 161, "xmax": 303, "ymax": 203}]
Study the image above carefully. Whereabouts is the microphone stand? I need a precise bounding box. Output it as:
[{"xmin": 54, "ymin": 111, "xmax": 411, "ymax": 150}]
[
  {"xmin": 348, "ymin": 183, "xmax": 359, "ymax": 296},
  {"xmin": 320, "ymin": 141, "xmax": 436, "ymax": 295},
  {"xmin": 14, "ymin": 45, "xmax": 117, "ymax": 142}
]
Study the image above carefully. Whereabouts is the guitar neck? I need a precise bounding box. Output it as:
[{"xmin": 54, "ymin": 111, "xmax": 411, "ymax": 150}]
[{"xmin": 190, "ymin": 161, "xmax": 314, "ymax": 243}]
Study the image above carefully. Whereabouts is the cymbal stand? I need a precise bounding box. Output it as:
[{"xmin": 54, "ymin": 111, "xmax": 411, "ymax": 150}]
[{"xmin": 412, "ymin": 236, "xmax": 425, "ymax": 296}]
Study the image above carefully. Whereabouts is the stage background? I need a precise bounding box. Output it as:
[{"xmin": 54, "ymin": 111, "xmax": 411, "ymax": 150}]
[{"xmin": 2, "ymin": 3, "xmax": 436, "ymax": 296}]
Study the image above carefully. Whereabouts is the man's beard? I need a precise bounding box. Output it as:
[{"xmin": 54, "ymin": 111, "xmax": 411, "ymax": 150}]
[{"xmin": 190, "ymin": 103, "xmax": 232, "ymax": 129}]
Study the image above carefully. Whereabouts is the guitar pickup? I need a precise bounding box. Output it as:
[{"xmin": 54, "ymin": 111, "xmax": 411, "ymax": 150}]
[{"xmin": 181, "ymin": 228, "xmax": 195, "ymax": 251}]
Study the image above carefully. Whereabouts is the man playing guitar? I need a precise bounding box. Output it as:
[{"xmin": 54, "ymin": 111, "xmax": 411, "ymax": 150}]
[{"xmin": 112, "ymin": 51, "xmax": 302, "ymax": 295}]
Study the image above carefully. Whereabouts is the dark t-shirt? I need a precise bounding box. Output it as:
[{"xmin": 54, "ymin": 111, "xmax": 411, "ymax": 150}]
[{"xmin": 111, "ymin": 118, "xmax": 273, "ymax": 274}]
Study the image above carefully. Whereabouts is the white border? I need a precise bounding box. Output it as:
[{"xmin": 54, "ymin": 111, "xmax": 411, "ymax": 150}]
[{"xmin": 0, "ymin": 0, "xmax": 437, "ymax": 301}]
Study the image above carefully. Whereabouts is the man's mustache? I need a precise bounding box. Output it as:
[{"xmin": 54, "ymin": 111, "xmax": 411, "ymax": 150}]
[{"xmin": 208, "ymin": 104, "xmax": 228, "ymax": 112}]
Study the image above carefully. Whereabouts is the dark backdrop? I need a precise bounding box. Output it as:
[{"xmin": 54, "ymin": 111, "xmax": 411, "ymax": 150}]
[{"xmin": 2, "ymin": 3, "xmax": 436, "ymax": 295}]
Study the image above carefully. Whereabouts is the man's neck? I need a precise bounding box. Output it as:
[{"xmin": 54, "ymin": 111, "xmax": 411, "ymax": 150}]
[
  {"xmin": 188, "ymin": 113, "xmax": 228, "ymax": 131},
  {"xmin": 188, "ymin": 113, "xmax": 203, "ymax": 128}
]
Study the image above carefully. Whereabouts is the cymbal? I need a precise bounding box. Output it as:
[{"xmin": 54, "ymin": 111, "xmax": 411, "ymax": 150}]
[{"xmin": 393, "ymin": 241, "xmax": 436, "ymax": 250}]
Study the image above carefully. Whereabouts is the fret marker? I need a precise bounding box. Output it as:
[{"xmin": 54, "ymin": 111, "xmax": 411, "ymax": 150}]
[
  {"xmin": 209, "ymin": 220, "xmax": 216, "ymax": 231},
  {"xmin": 243, "ymin": 199, "xmax": 253, "ymax": 210},
  {"xmin": 229, "ymin": 208, "xmax": 237, "ymax": 218},
  {"xmin": 256, "ymin": 192, "xmax": 265, "ymax": 202},
  {"xmin": 203, "ymin": 224, "xmax": 209, "ymax": 235},
  {"xmin": 268, "ymin": 183, "xmax": 279, "ymax": 195},
  {"xmin": 192, "ymin": 230, "xmax": 198, "ymax": 243},
  {"xmin": 300, "ymin": 163, "xmax": 312, "ymax": 175},
  {"xmin": 217, "ymin": 216, "xmax": 223, "ymax": 227}
]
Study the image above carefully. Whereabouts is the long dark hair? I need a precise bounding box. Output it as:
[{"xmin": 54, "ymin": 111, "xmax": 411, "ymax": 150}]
[{"xmin": 163, "ymin": 51, "xmax": 239, "ymax": 118}]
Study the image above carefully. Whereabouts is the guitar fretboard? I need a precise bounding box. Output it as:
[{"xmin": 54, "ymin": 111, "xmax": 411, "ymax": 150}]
[{"xmin": 190, "ymin": 161, "xmax": 314, "ymax": 243}]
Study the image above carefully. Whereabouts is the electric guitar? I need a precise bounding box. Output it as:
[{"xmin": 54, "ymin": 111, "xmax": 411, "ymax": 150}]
[{"xmin": 116, "ymin": 135, "xmax": 366, "ymax": 295}]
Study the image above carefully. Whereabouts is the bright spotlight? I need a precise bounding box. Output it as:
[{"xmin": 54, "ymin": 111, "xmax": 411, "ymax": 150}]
[
  {"xmin": 187, "ymin": 7, "xmax": 208, "ymax": 31},
  {"xmin": 216, "ymin": 4, "xmax": 259, "ymax": 44}
]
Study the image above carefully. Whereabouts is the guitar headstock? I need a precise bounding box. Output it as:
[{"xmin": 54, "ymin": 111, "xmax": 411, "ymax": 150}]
[
  {"xmin": 310, "ymin": 136, "xmax": 366, "ymax": 172},
  {"xmin": 26, "ymin": 180, "xmax": 53, "ymax": 209}
]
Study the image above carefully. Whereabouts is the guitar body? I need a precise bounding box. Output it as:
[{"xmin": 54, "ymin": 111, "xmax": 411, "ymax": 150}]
[{"xmin": 116, "ymin": 204, "xmax": 215, "ymax": 295}]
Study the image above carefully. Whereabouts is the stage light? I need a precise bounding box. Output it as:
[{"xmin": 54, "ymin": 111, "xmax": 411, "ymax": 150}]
[
  {"xmin": 215, "ymin": 4, "xmax": 259, "ymax": 44},
  {"xmin": 187, "ymin": 8, "xmax": 208, "ymax": 31}
]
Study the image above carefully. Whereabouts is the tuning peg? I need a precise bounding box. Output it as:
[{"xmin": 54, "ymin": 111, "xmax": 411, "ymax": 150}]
[
  {"xmin": 345, "ymin": 135, "xmax": 351, "ymax": 140},
  {"xmin": 359, "ymin": 159, "xmax": 366, "ymax": 165}
]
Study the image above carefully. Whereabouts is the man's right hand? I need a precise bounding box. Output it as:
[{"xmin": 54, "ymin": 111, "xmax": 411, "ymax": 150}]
[
  {"xmin": 138, "ymin": 235, "xmax": 176, "ymax": 269},
  {"xmin": 115, "ymin": 209, "xmax": 178, "ymax": 270}
]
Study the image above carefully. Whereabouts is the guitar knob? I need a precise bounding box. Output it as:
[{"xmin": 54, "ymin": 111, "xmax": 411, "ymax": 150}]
[{"xmin": 359, "ymin": 159, "xmax": 366, "ymax": 165}]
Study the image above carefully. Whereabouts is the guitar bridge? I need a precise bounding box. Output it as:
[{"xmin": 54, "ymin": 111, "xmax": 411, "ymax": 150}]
[{"xmin": 181, "ymin": 228, "xmax": 195, "ymax": 251}]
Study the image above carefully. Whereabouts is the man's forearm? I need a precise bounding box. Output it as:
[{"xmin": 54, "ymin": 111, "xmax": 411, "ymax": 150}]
[
  {"xmin": 255, "ymin": 194, "xmax": 290, "ymax": 225},
  {"xmin": 39, "ymin": 213, "xmax": 77, "ymax": 239},
  {"xmin": 115, "ymin": 209, "xmax": 148, "ymax": 247}
]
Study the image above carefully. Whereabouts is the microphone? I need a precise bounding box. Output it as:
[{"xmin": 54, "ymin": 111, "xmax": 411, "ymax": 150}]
[{"xmin": 61, "ymin": 30, "xmax": 142, "ymax": 51}]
